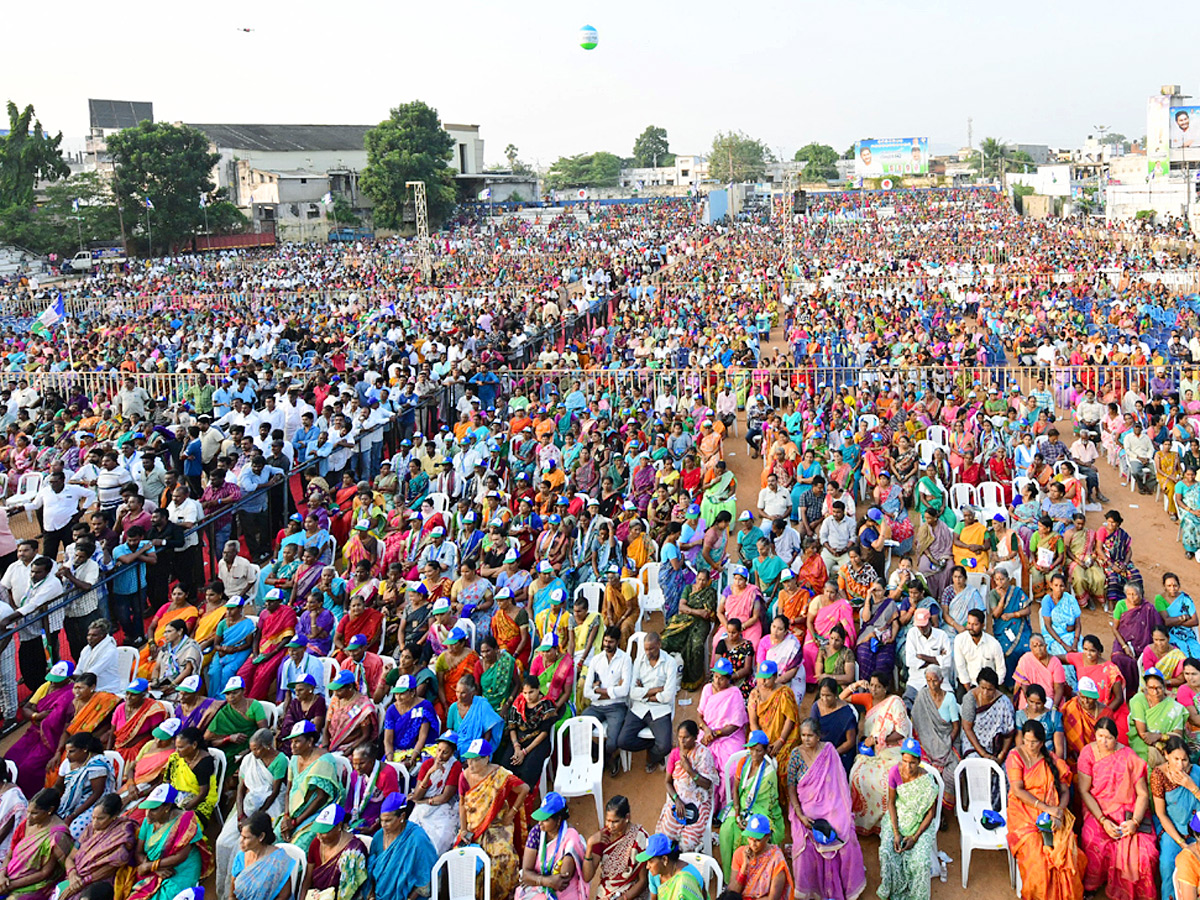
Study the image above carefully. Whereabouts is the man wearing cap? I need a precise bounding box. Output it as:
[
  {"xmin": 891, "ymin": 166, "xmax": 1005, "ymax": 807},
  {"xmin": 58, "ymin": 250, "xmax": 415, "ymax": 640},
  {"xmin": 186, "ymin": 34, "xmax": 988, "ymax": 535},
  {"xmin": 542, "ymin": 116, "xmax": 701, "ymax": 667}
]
[
  {"xmin": 903, "ymin": 607, "xmax": 952, "ymax": 704},
  {"xmin": 338, "ymin": 633, "xmax": 386, "ymax": 700},
  {"xmin": 417, "ymin": 526, "xmax": 458, "ymax": 575},
  {"xmin": 278, "ymin": 638, "xmax": 327, "ymax": 701},
  {"xmin": 618, "ymin": 631, "xmax": 678, "ymax": 773},
  {"xmin": 583, "ymin": 625, "xmax": 632, "ymax": 777}
]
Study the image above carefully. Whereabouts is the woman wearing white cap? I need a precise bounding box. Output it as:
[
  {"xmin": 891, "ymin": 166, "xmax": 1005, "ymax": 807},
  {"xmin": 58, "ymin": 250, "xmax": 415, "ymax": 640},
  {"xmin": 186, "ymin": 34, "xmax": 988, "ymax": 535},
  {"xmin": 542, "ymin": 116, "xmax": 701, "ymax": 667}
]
[
  {"xmin": 127, "ymin": 784, "xmax": 210, "ymax": 900},
  {"xmin": 120, "ymin": 718, "xmax": 182, "ymax": 806},
  {"xmin": 214, "ymin": 729, "xmax": 288, "ymax": 897}
]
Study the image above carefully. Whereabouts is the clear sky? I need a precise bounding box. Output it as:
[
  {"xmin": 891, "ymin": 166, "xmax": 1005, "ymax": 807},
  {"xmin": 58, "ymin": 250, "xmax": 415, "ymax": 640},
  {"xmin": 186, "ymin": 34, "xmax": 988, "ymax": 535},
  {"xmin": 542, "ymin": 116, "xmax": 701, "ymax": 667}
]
[{"xmin": 5, "ymin": 0, "xmax": 1187, "ymax": 165}]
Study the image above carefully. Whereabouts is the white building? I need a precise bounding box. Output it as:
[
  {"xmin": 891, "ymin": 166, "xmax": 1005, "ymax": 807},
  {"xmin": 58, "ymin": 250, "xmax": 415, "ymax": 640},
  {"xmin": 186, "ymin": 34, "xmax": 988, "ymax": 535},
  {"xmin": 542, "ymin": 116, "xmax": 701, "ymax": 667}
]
[{"xmin": 619, "ymin": 155, "xmax": 708, "ymax": 189}]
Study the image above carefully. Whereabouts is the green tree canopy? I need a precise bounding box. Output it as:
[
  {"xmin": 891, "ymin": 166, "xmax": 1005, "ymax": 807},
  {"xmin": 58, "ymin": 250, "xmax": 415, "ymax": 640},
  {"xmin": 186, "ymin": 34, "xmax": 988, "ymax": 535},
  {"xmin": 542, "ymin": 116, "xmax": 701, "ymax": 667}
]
[
  {"xmin": 633, "ymin": 126, "xmax": 673, "ymax": 168},
  {"xmin": 0, "ymin": 171, "xmax": 121, "ymax": 258},
  {"xmin": 709, "ymin": 131, "xmax": 772, "ymax": 183},
  {"xmin": 361, "ymin": 101, "xmax": 457, "ymax": 230},
  {"xmin": 793, "ymin": 143, "xmax": 840, "ymax": 181},
  {"xmin": 0, "ymin": 102, "xmax": 69, "ymax": 209},
  {"xmin": 545, "ymin": 152, "xmax": 622, "ymax": 189},
  {"xmin": 107, "ymin": 122, "xmax": 218, "ymax": 253}
]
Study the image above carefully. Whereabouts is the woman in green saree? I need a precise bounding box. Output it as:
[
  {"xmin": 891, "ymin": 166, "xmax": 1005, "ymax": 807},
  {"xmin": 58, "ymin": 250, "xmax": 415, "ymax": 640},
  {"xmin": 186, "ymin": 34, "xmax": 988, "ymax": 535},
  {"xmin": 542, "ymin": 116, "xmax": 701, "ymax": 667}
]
[
  {"xmin": 277, "ymin": 721, "xmax": 344, "ymax": 851},
  {"xmin": 717, "ymin": 731, "xmax": 784, "ymax": 882},
  {"xmin": 204, "ymin": 676, "xmax": 267, "ymax": 771},
  {"xmin": 661, "ymin": 569, "xmax": 718, "ymax": 692},
  {"xmin": 752, "ymin": 537, "xmax": 786, "ymax": 612},
  {"xmin": 127, "ymin": 784, "xmax": 212, "ymax": 900},
  {"xmin": 877, "ymin": 738, "xmax": 939, "ymax": 900},
  {"xmin": 915, "ymin": 461, "xmax": 956, "ymax": 527},
  {"xmin": 478, "ymin": 635, "xmax": 520, "ymax": 712},
  {"xmin": 699, "ymin": 462, "xmax": 737, "ymax": 527}
]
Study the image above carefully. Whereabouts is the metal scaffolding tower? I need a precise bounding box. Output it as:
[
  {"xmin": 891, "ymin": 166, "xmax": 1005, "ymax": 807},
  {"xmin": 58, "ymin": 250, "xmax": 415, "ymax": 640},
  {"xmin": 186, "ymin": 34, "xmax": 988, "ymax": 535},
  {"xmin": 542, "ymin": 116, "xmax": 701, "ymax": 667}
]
[
  {"xmin": 406, "ymin": 180, "xmax": 432, "ymax": 282},
  {"xmin": 780, "ymin": 170, "xmax": 799, "ymax": 286}
]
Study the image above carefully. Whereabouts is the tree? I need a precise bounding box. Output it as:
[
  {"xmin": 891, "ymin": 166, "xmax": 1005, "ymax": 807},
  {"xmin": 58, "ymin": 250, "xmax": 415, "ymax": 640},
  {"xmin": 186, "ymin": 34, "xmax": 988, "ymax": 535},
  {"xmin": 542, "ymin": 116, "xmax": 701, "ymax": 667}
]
[
  {"xmin": 793, "ymin": 143, "xmax": 840, "ymax": 181},
  {"xmin": 329, "ymin": 195, "xmax": 360, "ymax": 226},
  {"xmin": 709, "ymin": 131, "xmax": 773, "ymax": 183},
  {"xmin": 1098, "ymin": 132, "xmax": 1127, "ymax": 146},
  {"xmin": 107, "ymin": 122, "xmax": 219, "ymax": 252},
  {"xmin": 544, "ymin": 152, "xmax": 622, "ymax": 189},
  {"xmin": 504, "ymin": 144, "xmax": 519, "ymax": 169},
  {"xmin": 0, "ymin": 102, "xmax": 69, "ymax": 209},
  {"xmin": 843, "ymin": 144, "xmax": 857, "ymax": 160},
  {"xmin": 974, "ymin": 137, "xmax": 1011, "ymax": 178},
  {"xmin": 361, "ymin": 101, "xmax": 457, "ymax": 230},
  {"xmin": 633, "ymin": 126, "xmax": 674, "ymax": 168},
  {"xmin": 203, "ymin": 200, "xmax": 249, "ymax": 234},
  {"xmin": 0, "ymin": 172, "xmax": 122, "ymax": 258}
]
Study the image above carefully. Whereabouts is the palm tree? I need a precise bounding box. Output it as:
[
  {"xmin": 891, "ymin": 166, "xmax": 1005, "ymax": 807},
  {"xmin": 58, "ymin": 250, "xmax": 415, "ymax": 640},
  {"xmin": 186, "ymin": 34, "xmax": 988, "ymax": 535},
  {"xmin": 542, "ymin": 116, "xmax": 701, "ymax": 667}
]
[
  {"xmin": 504, "ymin": 144, "xmax": 519, "ymax": 170},
  {"xmin": 977, "ymin": 137, "xmax": 1011, "ymax": 178}
]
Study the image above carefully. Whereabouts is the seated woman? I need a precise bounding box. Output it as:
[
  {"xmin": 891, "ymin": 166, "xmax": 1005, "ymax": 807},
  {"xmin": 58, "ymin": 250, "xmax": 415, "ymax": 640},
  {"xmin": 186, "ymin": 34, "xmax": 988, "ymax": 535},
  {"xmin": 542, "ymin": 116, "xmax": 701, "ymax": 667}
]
[
  {"xmin": 1128, "ymin": 668, "xmax": 1188, "ymax": 766},
  {"xmin": 58, "ymin": 793, "xmax": 136, "ymax": 900},
  {"xmin": 368, "ymin": 793, "xmax": 439, "ymax": 900},
  {"xmin": 748, "ymin": 661, "xmax": 800, "ymax": 768},
  {"xmin": 786, "ymin": 718, "xmax": 866, "ymax": 900},
  {"xmin": 162, "ymin": 726, "xmax": 219, "ymax": 824},
  {"xmin": 961, "ymin": 667, "xmax": 1016, "ymax": 763},
  {"xmin": 216, "ymin": 729, "xmax": 288, "ymax": 898},
  {"xmin": 300, "ymin": 804, "xmax": 369, "ymax": 900},
  {"xmin": 279, "ymin": 673, "xmax": 327, "ymax": 755},
  {"xmin": 515, "ymin": 792, "xmax": 587, "ymax": 900},
  {"xmin": 237, "ymin": 589, "xmax": 298, "ymax": 702},
  {"xmin": 856, "ymin": 581, "xmax": 899, "ymax": 684},
  {"xmin": 496, "ymin": 675, "xmax": 556, "ymax": 788},
  {"xmin": 55, "ymin": 732, "xmax": 114, "ymax": 841},
  {"xmin": 1015, "ymin": 684, "xmax": 1066, "ymax": 759},
  {"xmin": 229, "ymin": 812, "xmax": 297, "ymax": 900},
  {"xmin": 1014, "ymin": 634, "xmax": 1067, "ymax": 709},
  {"xmin": 1141, "ymin": 625, "xmax": 1187, "ymax": 688},
  {"xmin": 127, "ymin": 784, "xmax": 212, "ymax": 900},
  {"xmin": 877, "ymin": 739, "xmax": 938, "ymax": 900},
  {"xmin": 278, "ymin": 722, "xmax": 344, "ymax": 852},
  {"xmin": 0, "ymin": 789, "xmax": 70, "ymax": 900},
  {"xmin": 812, "ymin": 677, "xmax": 859, "ymax": 777},
  {"xmin": 455, "ymin": 739, "xmax": 530, "ymax": 900},
  {"xmin": 1077, "ymin": 716, "xmax": 1158, "ymax": 900},
  {"xmin": 409, "ymin": 732, "xmax": 461, "ymax": 855},
  {"xmin": 345, "ymin": 745, "xmax": 400, "ymax": 835},
  {"xmin": 581, "ymin": 795, "xmax": 649, "ymax": 900},
  {"xmin": 654, "ymin": 720, "xmax": 718, "ymax": 853},
  {"xmin": 718, "ymin": 731, "xmax": 784, "ymax": 882},
  {"xmin": 382, "ymin": 676, "xmax": 439, "ymax": 767},
  {"xmin": 1151, "ymin": 735, "xmax": 1200, "ymax": 900},
  {"xmin": 662, "ymin": 570, "xmax": 718, "ymax": 692},
  {"xmin": 728, "ymin": 813, "xmax": 792, "ymax": 900},
  {"xmin": 206, "ymin": 676, "xmax": 268, "ymax": 771},
  {"xmin": 5, "ymin": 663, "xmax": 76, "ymax": 799},
  {"xmin": 816, "ymin": 625, "xmax": 855, "ymax": 687},
  {"xmin": 1006, "ymin": 720, "xmax": 1085, "ymax": 900},
  {"xmin": 849, "ymin": 673, "xmax": 912, "ymax": 835},
  {"xmin": 444, "ymin": 674, "xmax": 504, "ymax": 759}
]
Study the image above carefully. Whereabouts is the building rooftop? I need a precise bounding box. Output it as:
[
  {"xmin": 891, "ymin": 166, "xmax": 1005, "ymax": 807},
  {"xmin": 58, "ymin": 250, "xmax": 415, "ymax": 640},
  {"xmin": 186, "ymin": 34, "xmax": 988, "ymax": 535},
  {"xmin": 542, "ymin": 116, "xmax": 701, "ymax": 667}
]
[
  {"xmin": 189, "ymin": 123, "xmax": 372, "ymax": 153},
  {"xmin": 89, "ymin": 99, "xmax": 153, "ymax": 130}
]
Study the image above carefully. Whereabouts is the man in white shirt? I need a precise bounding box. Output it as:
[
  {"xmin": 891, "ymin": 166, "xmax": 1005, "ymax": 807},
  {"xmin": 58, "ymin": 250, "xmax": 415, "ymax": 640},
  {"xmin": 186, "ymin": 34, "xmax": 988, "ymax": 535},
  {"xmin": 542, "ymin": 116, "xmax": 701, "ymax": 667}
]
[
  {"xmin": 12, "ymin": 554, "xmax": 64, "ymax": 689},
  {"xmin": 952, "ymin": 609, "xmax": 1007, "ymax": 695},
  {"xmin": 582, "ymin": 626, "xmax": 632, "ymax": 776},
  {"xmin": 757, "ymin": 473, "xmax": 792, "ymax": 532},
  {"xmin": 13, "ymin": 471, "xmax": 90, "ymax": 561},
  {"xmin": 1074, "ymin": 389, "xmax": 1105, "ymax": 441},
  {"xmin": 715, "ymin": 385, "xmax": 738, "ymax": 431},
  {"xmin": 1123, "ymin": 423, "xmax": 1156, "ymax": 493},
  {"xmin": 903, "ymin": 608, "xmax": 952, "ymax": 704},
  {"xmin": 818, "ymin": 501, "xmax": 856, "ymax": 577},
  {"xmin": 617, "ymin": 631, "xmax": 678, "ymax": 772},
  {"xmin": 217, "ymin": 540, "xmax": 258, "ymax": 599},
  {"xmin": 769, "ymin": 518, "xmax": 803, "ymax": 568},
  {"xmin": 75, "ymin": 619, "xmax": 124, "ymax": 695},
  {"xmin": 167, "ymin": 484, "xmax": 204, "ymax": 599}
]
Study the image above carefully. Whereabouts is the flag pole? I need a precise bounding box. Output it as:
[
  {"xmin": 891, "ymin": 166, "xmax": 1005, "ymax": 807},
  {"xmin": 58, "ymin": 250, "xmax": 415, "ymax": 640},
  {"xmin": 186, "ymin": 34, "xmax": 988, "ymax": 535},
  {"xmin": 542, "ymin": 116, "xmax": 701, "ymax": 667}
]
[{"xmin": 63, "ymin": 316, "xmax": 75, "ymax": 370}]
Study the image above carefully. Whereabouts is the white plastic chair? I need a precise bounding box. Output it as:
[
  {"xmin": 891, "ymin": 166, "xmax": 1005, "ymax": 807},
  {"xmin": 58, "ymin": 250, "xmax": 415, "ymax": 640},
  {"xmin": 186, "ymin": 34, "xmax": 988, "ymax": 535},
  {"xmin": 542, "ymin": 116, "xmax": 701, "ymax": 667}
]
[
  {"xmin": 115, "ymin": 646, "xmax": 139, "ymax": 689},
  {"xmin": 955, "ymin": 757, "xmax": 1011, "ymax": 888},
  {"xmin": 277, "ymin": 842, "xmax": 307, "ymax": 898},
  {"xmin": 330, "ymin": 751, "xmax": 353, "ymax": 792},
  {"xmin": 456, "ymin": 617, "xmax": 477, "ymax": 650},
  {"xmin": 552, "ymin": 716, "xmax": 605, "ymax": 829},
  {"xmin": 927, "ymin": 425, "xmax": 949, "ymax": 448},
  {"xmin": 681, "ymin": 852, "xmax": 724, "ymax": 897},
  {"xmin": 258, "ymin": 700, "xmax": 279, "ymax": 729},
  {"xmin": 427, "ymin": 492, "xmax": 451, "ymax": 515},
  {"xmin": 627, "ymin": 631, "xmax": 647, "ymax": 663},
  {"xmin": 573, "ymin": 581, "xmax": 603, "ymax": 615},
  {"xmin": 949, "ymin": 483, "xmax": 977, "ymax": 515},
  {"xmin": 319, "ymin": 656, "xmax": 338, "ymax": 685},
  {"xmin": 1012, "ymin": 475, "xmax": 1034, "ymax": 499},
  {"xmin": 858, "ymin": 413, "xmax": 881, "ymax": 431},
  {"xmin": 246, "ymin": 614, "xmax": 259, "ymax": 630},
  {"xmin": 208, "ymin": 747, "xmax": 228, "ymax": 824},
  {"xmin": 636, "ymin": 563, "xmax": 666, "ymax": 631},
  {"xmin": 977, "ymin": 482, "xmax": 1005, "ymax": 510},
  {"xmin": 723, "ymin": 750, "xmax": 779, "ymax": 821},
  {"xmin": 916, "ymin": 439, "xmax": 938, "ymax": 466},
  {"xmin": 432, "ymin": 845, "xmax": 491, "ymax": 900},
  {"xmin": 966, "ymin": 572, "xmax": 990, "ymax": 596},
  {"xmin": 386, "ymin": 760, "xmax": 411, "ymax": 794},
  {"xmin": 6, "ymin": 472, "xmax": 42, "ymax": 516},
  {"xmin": 103, "ymin": 750, "xmax": 126, "ymax": 788},
  {"xmin": 923, "ymin": 763, "xmax": 946, "ymax": 873}
]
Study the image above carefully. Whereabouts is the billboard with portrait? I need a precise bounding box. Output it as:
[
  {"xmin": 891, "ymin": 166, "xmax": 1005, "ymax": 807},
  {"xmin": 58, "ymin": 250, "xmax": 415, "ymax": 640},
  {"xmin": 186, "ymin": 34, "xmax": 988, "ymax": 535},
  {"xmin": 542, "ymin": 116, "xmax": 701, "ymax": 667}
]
[
  {"xmin": 854, "ymin": 137, "xmax": 929, "ymax": 176},
  {"xmin": 1170, "ymin": 106, "xmax": 1200, "ymax": 150},
  {"xmin": 1148, "ymin": 95, "xmax": 1171, "ymax": 177}
]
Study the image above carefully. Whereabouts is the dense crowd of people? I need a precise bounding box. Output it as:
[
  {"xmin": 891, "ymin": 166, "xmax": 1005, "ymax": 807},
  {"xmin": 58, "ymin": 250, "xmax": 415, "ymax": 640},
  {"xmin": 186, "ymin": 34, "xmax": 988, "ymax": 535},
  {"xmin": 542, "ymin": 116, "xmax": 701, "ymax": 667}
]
[{"xmin": 1, "ymin": 190, "xmax": 1200, "ymax": 900}]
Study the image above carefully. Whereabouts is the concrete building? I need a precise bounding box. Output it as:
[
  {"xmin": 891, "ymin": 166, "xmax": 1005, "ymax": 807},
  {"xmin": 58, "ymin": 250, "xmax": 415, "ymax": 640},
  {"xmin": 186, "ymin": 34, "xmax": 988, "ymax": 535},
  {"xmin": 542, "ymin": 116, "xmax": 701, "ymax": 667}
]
[
  {"xmin": 239, "ymin": 169, "xmax": 332, "ymax": 241},
  {"xmin": 619, "ymin": 155, "xmax": 709, "ymax": 189},
  {"xmin": 85, "ymin": 99, "xmax": 153, "ymax": 174}
]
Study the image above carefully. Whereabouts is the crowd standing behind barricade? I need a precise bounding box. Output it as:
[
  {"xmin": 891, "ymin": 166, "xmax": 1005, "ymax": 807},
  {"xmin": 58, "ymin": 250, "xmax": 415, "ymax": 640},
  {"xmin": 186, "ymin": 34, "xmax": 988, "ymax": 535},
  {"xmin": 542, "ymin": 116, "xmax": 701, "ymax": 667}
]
[{"xmin": 3, "ymin": 189, "xmax": 1200, "ymax": 900}]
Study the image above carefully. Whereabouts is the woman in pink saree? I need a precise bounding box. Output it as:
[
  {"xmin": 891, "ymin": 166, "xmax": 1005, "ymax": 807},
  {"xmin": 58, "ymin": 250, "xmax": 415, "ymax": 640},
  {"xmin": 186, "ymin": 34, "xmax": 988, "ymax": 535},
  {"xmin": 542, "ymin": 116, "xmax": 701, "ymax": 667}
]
[
  {"xmin": 697, "ymin": 661, "xmax": 750, "ymax": 809},
  {"xmin": 0, "ymin": 789, "xmax": 71, "ymax": 900},
  {"xmin": 5, "ymin": 667, "xmax": 76, "ymax": 799},
  {"xmin": 1076, "ymin": 716, "xmax": 1158, "ymax": 900},
  {"xmin": 786, "ymin": 720, "xmax": 867, "ymax": 900},
  {"xmin": 1013, "ymin": 635, "xmax": 1068, "ymax": 709},
  {"xmin": 712, "ymin": 570, "xmax": 765, "ymax": 662},
  {"xmin": 803, "ymin": 585, "xmax": 857, "ymax": 686}
]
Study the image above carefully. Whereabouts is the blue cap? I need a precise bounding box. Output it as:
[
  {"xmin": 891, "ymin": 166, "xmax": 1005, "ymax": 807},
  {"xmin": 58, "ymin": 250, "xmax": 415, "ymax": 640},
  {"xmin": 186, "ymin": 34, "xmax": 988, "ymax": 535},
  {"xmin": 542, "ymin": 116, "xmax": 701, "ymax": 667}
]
[
  {"xmin": 347, "ymin": 633, "xmax": 369, "ymax": 649},
  {"xmin": 712, "ymin": 658, "xmax": 733, "ymax": 676},
  {"xmin": 745, "ymin": 730, "xmax": 769, "ymax": 747},
  {"xmin": 857, "ymin": 741, "xmax": 875, "ymax": 757},
  {"xmin": 445, "ymin": 626, "xmax": 467, "ymax": 645},
  {"xmin": 812, "ymin": 819, "xmax": 839, "ymax": 845},
  {"xmin": 901, "ymin": 737, "xmax": 922, "ymax": 757},
  {"xmin": 742, "ymin": 813, "xmax": 772, "ymax": 839},
  {"xmin": 437, "ymin": 730, "xmax": 459, "ymax": 747},
  {"xmin": 635, "ymin": 833, "xmax": 678, "ymax": 862},
  {"xmin": 532, "ymin": 791, "xmax": 568, "ymax": 821},
  {"xmin": 381, "ymin": 792, "xmax": 409, "ymax": 815},
  {"xmin": 686, "ymin": 504, "xmax": 701, "ymax": 517},
  {"xmin": 312, "ymin": 803, "xmax": 347, "ymax": 834},
  {"xmin": 1144, "ymin": 666, "xmax": 1165, "ymax": 683},
  {"xmin": 289, "ymin": 672, "xmax": 317, "ymax": 688},
  {"xmin": 755, "ymin": 660, "xmax": 778, "ymax": 679},
  {"xmin": 126, "ymin": 677, "xmax": 149, "ymax": 694},
  {"xmin": 328, "ymin": 670, "xmax": 356, "ymax": 689},
  {"xmin": 462, "ymin": 738, "xmax": 493, "ymax": 760},
  {"xmin": 981, "ymin": 809, "xmax": 1006, "ymax": 830}
]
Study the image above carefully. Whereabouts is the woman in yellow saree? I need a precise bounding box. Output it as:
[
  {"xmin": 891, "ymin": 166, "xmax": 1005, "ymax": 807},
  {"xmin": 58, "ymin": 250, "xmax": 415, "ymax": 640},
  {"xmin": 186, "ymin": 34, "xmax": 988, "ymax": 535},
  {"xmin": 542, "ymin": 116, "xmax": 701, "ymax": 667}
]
[{"xmin": 456, "ymin": 739, "xmax": 530, "ymax": 900}]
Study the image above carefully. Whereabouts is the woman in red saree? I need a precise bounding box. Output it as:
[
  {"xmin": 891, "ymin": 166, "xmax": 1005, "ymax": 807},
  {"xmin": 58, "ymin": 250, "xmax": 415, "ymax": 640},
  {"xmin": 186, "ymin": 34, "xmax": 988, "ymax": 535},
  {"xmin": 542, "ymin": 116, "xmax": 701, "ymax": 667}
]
[
  {"xmin": 1076, "ymin": 716, "xmax": 1158, "ymax": 900},
  {"xmin": 236, "ymin": 591, "xmax": 298, "ymax": 701},
  {"xmin": 111, "ymin": 689, "xmax": 170, "ymax": 766},
  {"xmin": 435, "ymin": 635, "xmax": 482, "ymax": 706},
  {"xmin": 333, "ymin": 594, "xmax": 383, "ymax": 659},
  {"xmin": 491, "ymin": 588, "xmax": 532, "ymax": 668}
]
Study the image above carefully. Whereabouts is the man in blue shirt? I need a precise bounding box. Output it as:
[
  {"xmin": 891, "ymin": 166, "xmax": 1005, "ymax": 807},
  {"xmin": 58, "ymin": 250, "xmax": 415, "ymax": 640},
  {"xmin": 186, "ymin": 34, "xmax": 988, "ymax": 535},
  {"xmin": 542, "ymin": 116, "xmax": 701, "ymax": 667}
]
[
  {"xmin": 236, "ymin": 456, "xmax": 285, "ymax": 561},
  {"xmin": 181, "ymin": 426, "xmax": 204, "ymax": 498},
  {"xmin": 293, "ymin": 412, "xmax": 321, "ymax": 465},
  {"xmin": 111, "ymin": 525, "xmax": 157, "ymax": 645}
]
